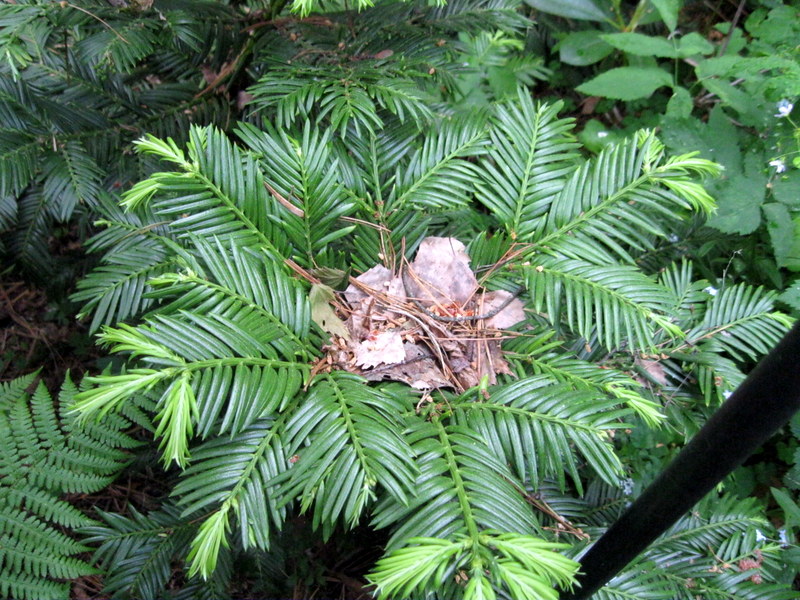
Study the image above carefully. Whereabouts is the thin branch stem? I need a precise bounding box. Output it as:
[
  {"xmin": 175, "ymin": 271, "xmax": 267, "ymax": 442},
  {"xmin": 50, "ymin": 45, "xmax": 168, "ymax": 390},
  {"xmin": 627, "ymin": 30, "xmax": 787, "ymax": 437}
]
[{"xmin": 65, "ymin": 2, "xmax": 128, "ymax": 43}]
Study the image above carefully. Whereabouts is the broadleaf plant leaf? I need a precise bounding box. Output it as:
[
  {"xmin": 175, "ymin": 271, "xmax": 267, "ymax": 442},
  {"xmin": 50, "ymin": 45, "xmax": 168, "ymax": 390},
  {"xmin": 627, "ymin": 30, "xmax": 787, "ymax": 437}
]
[
  {"xmin": 576, "ymin": 67, "xmax": 673, "ymax": 101},
  {"xmin": 525, "ymin": 0, "xmax": 612, "ymax": 21}
]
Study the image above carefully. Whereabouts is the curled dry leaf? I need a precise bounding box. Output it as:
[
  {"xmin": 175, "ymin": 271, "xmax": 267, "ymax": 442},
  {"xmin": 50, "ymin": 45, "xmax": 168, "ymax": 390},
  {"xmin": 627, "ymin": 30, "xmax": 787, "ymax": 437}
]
[
  {"xmin": 634, "ymin": 356, "xmax": 668, "ymax": 387},
  {"xmin": 313, "ymin": 237, "xmax": 526, "ymax": 392},
  {"xmin": 405, "ymin": 237, "xmax": 477, "ymax": 307}
]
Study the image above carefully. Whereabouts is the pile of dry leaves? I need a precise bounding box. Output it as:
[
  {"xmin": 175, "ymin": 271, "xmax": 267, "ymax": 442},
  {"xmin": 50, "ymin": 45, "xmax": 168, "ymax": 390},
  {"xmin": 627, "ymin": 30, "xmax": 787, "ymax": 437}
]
[{"xmin": 302, "ymin": 237, "xmax": 526, "ymax": 394}]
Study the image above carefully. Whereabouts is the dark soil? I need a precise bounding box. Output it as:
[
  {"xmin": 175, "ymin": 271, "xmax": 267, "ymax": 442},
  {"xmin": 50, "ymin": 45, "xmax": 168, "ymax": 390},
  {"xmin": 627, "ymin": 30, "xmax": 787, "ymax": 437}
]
[{"xmin": 0, "ymin": 275, "xmax": 96, "ymax": 386}]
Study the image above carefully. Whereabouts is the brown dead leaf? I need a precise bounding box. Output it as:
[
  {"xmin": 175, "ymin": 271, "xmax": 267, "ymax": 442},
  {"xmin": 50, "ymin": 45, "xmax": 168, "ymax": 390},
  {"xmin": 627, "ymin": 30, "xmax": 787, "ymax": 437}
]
[
  {"xmin": 482, "ymin": 291, "xmax": 526, "ymax": 329},
  {"xmin": 405, "ymin": 237, "xmax": 477, "ymax": 307},
  {"xmin": 265, "ymin": 182, "xmax": 305, "ymax": 218},
  {"xmin": 318, "ymin": 237, "xmax": 525, "ymax": 392},
  {"xmin": 344, "ymin": 265, "xmax": 405, "ymax": 306},
  {"xmin": 355, "ymin": 331, "xmax": 405, "ymax": 369},
  {"xmin": 362, "ymin": 343, "xmax": 451, "ymax": 389},
  {"xmin": 635, "ymin": 356, "xmax": 668, "ymax": 386}
]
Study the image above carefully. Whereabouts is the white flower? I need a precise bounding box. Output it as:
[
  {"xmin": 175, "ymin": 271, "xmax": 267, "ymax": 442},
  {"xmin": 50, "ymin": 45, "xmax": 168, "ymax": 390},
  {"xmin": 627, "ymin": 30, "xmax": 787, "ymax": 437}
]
[
  {"xmin": 704, "ymin": 286, "xmax": 718, "ymax": 296},
  {"xmin": 597, "ymin": 131, "xmax": 609, "ymax": 138},
  {"xmin": 775, "ymin": 99, "xmax": 794, "ymax": 117},
  {"xmin": 620, "ymin": 478, "xmax": 634, "ymax": 496},
  {"xmin": 775, "ymin": 99, "xmax": 794, "ymax": 118},
  {"xmin": 755, "ymin": 529, "xmax": 766, "ymax": 543},
  {"xmin": 723, "ymin": 390, "xmax": 733, "ymax": 400},
  {"xmin": 668, "ymin": 233, "xmax": 680, "ymax": 243},
  {"xmin": 770, "ymin": 159, "xmax": 787, "ymax": 173},
  {"xmin": 779, "ymin": 528, "xmax": 789, "ymax": 546}
]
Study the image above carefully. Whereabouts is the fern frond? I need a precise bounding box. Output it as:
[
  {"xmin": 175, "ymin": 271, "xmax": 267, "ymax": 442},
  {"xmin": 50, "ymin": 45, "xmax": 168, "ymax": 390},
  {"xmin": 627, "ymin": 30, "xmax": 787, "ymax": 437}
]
[
  {"xmin": 0, "ymin": 375, "xmax": 138, "ymax": 600},
  {"xmin": 0, "ymin": 4, "xmax": 42, "ymax": 73},
  {"xmin": 657, "ymin": 259, "xmax": 711, "ymax": 329},
  {"xmin": 587, "ymin": 492, "xmax": 796, "ymax": 600},
  {"xmin": 637, "ymin": 495, "xmax": 794, "ymax": 599},
  {"xmin": 41, "ymin": 140, "xmax": 104, "ymax": 220},
  {"xmin": 76, "ymin": 18, "xmax": 161, "ymax": 73},
  {"xmin": 370, "ymin": 528, "xmax": 577, "ymax": 599},
  {"xmin": 248, "ymin": 64, "xmax": 433, "ymax": 137},
  {"xmin": 336, "ymin": 120, "xmax": 418, "ymax": 197},
  {"xmin": 670, "ymin": 350, "xmax": 746, "ymax": 404},
  {"xmin": 504, "ymin": 330, "xmax": 663, "ymax": 427},
  {"xmin": 72, "ymin": 237, "xmax": 178, "ymax": 332},
  {"xmin": 685, "ymin": 284, "xmax": 793, "ymax": 361},
  {"xmin": 661, "ymin": 282, "xmax": 793, "ymax": 402},
  {"xmin": 125, "ymin": 126, "xmax": 285, "ymax": 258},
  {"xmin": 372, "ymin": 416, "xmax": 538, "ymax": 551},
  {"xmin": 653, "ymin": 495, "xmax": 768, "ymax": 557},
  {"xmin": 9, "ymin": 189, "xmax": 51, "ymax": 276},
  {"xmin": 75, "ymin": 228, "xmax": 318, "ymax": 468},
  {"xmin": 81, "ymin": 503, "xmax": 214, "ymax": 600},
  {"xmin": 71, "ymin": 191, "xmax": 180, "ymax": 329},
  {"xmin": 592, "ymin": 562, "xmax": 676, "ymax": 600},
  {"xmin": 74, "ymin": 312, "xmax": 310, "ymax": 466},
  {"xmin": 172, "ymin": 545, "xmax": 233, "ymax": 600},
  {"xmin": 0, "ymin": 193, "xmax": 15, "ymax": 236},
  {"xmin": 146, "ymin": 237, "xmax": 319, "ymax": 352},
  {"xmin": 425, "ymin": 0, "xmax": 529, "ymax": 34},
  {"xmin": 0, "ymin": 5, "xmax": 230, "ymax": 273},
  {"xmin": 0, "ymin": 131, "xmax": 38, "ymax": 197},
  {"xmin": 173, "ymin": 417, "xmax": 288, "ymax": 579}
]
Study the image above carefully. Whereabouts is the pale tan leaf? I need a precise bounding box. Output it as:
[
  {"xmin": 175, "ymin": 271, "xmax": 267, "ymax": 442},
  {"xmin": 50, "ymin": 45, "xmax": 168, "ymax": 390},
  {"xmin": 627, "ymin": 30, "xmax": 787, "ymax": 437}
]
[
  {"xmin": 406, "ymin": 237, "xmax": 478, "ymax": 306},
  {"xmin": 483, "ymin": 291, "xmax": 526, "ymax": 329},
  {"xmin": 355, "ymin": 331, "xmax": 406, "ymax": 369}
]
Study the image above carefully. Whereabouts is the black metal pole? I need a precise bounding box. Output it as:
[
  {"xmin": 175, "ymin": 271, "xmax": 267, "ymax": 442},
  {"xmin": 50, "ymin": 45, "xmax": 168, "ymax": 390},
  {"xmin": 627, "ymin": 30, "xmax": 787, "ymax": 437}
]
[{"xmin": 561, "ymin": 321, "xmax": 800, "ymax": 600}]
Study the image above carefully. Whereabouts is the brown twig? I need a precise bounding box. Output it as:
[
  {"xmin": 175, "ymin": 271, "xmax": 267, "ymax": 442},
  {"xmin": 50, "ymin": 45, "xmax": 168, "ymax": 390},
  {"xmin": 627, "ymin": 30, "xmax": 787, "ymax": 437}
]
[
  {"xmin": 525, "ymin": 492, "xmax": 590, "ymax": 540},
  {"xmin": 265, "ymin": 182, "xmax": 305, "ymax": 217},
  {"xmin": 401, "ymin": 261, "xmax": 524, "ymax": 324},
  {"xmin": 718, "ymin": 0, "xmax": 747, "ymax": 56},
  {"xmin": 63, "ymin": 2, "xmax": 128, "ymax": 43},
  {"xmin": 285, "ymin": 258, "xmax": 322, "ymax": 285},
  {"xmin": 242, "ymin": 15, "xmax": 336, "ymax": 34},
  {"xmin": 194, "ymin": 36, "xmax": 255, "ymax": 99}
]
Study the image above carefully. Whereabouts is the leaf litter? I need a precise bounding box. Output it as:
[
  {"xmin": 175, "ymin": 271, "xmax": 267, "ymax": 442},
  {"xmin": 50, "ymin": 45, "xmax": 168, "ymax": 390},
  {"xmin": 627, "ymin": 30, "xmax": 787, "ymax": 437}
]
[{"xmin": 306, "ymin": 237, "xmax": 525, "ymax": 393}]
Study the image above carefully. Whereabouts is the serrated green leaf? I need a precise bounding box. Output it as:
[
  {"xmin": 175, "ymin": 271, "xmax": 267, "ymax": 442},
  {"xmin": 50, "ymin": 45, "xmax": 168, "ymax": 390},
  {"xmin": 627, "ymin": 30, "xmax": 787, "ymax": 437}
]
[
  {"xmin": 771, "ymin": 487, "xmax": 800, "ymax": 527},
  {"xmin": 576, "ymin": 67, "xmax": 672, "ymax": 100},
  {"xmin": 677, "ymin": 32, "xmax": 714, "ymax": 57},
  {"xmin": 707, "ymin": 155, "xmax": 767, "ymax": 235},
  {"xmin": 779, "ymin": 280, "xmax": 800, "ymax": 310},
  {"xmin": 601, "ymin": 32, "xmax": 679, "ymax": 58},
  {"xmin": 764, "ymin": 203, "xmax": 800, "ymax": 270},
  {"xmin": 772, "ymin": 171, "xmax": 800, "ymax": 207},
  {"xmin": 665, "ymin": 87, "xmax": 693, "ymax": 119}
]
